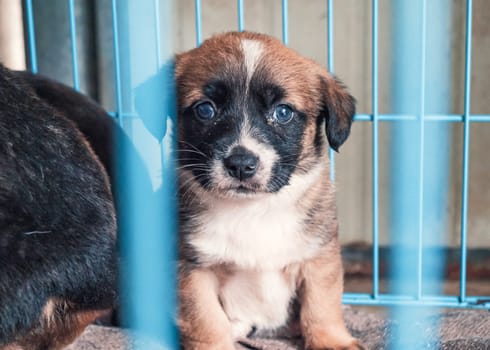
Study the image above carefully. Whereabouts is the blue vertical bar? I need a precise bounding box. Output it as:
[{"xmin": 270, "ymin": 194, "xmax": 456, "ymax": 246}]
[
  {"xmin": 390, "ymin": 0, "xmax": 451, "ymax": 347},
  {"xmin": 371, "ymin": 0, "xmax": 379, "ymax": 299},
  {"xmin": 390, "ymin": 1, "xmax": 426, "ymax": 348},
  {"xmin": 460, "ymin": 0, "xmax": 473, "ymax": 303},
  {"xmin": 281, "ymin": 0, "xmax": 288, "ymax": 45},
  {"xmin": 154, "ymin": 0, "xmax": 162, "ymax": 67},
  {"xmin": 111, "ymin": 0, "xmax": 123, "ymax": 125},
  {"xmin": 195, "ymin": 0, "xmax": 202, "ymax": 46},
  {"xmin": 327, "ymin": 0, "xmax": 335, "ymax": 180},
  {"xmin": 422, "ymin": 0, "xmax": 452, "ymax": 300},
  {"xmin": 327, "ymin": 0, "xmax": 334, "ymax": 71},
  {"xmin": 238, "ymin": 0, "xmax": 244, "ymax": 31},
  {"xmin": 416, "ymin": 1, "xmax": 427, "ymax": 300},
  {"xmin": 117, "ymin": 0, "xmax": 178, "ymax": 347},
  {"xmin": 68, "ymin": 0, "xmax": 80, "ymax": 91},
  {"xmin": 25, "ymin": 0, "xmax": 38, "ymax": 73}
]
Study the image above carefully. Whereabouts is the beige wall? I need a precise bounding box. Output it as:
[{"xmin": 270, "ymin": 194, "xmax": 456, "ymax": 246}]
[{"xmin": 0, "ymin": 0, "xmax": 25, "ymax": 70}]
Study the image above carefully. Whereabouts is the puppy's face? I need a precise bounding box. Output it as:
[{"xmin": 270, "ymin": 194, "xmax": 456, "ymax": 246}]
[{"xmin": 176, "ymin": 32, "xmax": 354, "ymax": 198}]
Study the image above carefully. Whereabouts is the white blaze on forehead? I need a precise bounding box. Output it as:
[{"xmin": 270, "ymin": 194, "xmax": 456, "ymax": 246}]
[{"xmin": 241, "ymin": 39, "xmax": 263, "ymax": 84}]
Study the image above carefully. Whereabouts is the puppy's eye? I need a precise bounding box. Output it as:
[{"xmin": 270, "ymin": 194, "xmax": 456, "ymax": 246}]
[
  {"xmin": 273, "ymin": 104, "xmax": 294, "ymax": 124},
  {"xmin": 194, "ymin": 102, "xmax": 216, "ymax": 120}
]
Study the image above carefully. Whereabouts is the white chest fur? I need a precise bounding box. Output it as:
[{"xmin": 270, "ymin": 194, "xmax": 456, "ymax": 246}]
[
  {"xmin": 219, "ymin": 268, "xmax": 296, "ymax": 338},
  {"xmin": 189, "ymin": 163, "xmax": 325, "ymax": 270},
  {"xmin": 186, "ymin": 163, "xmax": 326, "ymax": 336},
  {"xmin": 191, "ymin": 197, "xmax": 319, "ymax": 269}
]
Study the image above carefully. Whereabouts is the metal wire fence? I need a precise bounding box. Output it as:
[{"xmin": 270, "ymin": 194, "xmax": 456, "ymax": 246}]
[{"xmin": 22, "ymin": 0, "xmax": 490, "ymax": 348}]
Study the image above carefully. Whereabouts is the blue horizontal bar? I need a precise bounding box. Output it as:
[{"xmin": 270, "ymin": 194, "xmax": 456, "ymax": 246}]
[
  {"xmin": 354, "ymin": 113, "xmax": 490, "ymax": 122},
  {"xmin": 343, "ymin": 293, "xmax": 490, "ymax": 309},
  {"xmin": 108, "ymin": 111, "xmax": 490, "ymax": 123},
  {"xmin": 344, "ymin": 293, "xmax": 490, "ymax": 302},
  {"xmin": 108, "ymin": 111, "xmax": 136, "ymax": 119}
]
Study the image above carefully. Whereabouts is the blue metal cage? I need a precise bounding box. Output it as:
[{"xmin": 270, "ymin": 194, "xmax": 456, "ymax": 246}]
[{"xmin": 21, "ymin": 0, "xmax": 490, "ymax": 348}]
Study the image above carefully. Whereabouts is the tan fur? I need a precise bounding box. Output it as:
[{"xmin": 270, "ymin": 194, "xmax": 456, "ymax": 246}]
[
  {"xmin": 177, "ymin": 31, "xmax": 361, "ymax": 349},
  {"xmin": 0, "ymin": 344, "xmax": 22, "ymax": 350},
  {"xmin": 176, "ymin": 34, "xmax": 244, "ymax": 109},
  {"xmin": 178, "ymin": 268, "xmax": 235, "ymax": 350},
  {"xmin": 294, "ymin": 164, "xmax": 363, "ymax": 350},
  {"xmin": 2, "ymin": 299, "xmax": 109, "ymax": 350},
  {"xmin": 299, "ymin": 245, "xmax": 362, "ymax": 350}
]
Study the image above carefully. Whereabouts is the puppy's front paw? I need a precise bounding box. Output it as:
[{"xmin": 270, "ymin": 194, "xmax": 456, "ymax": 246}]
[
  {"xmin": 329, "ymin": 338, "xmax": 365, "ymax": 350},
  {"xmin": 181, "ymin": 337, "xmax": 236, "ymax": 350},
  {"xmin": 306, "ymin": 339, "xmax": 365, "ymax": 350},
  {"xmin": 305, "ymin": 329, "xmax": 366, "ymax": 350}
]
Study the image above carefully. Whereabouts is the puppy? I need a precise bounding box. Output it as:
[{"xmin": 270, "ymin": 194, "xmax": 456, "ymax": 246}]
[
  {"xmin": 0, "ymin": 64, "xmax": 117, "ymax": 349},
  {"xmin": 176, "ymin": 32, "xmax": 362, "ymax": 349}
]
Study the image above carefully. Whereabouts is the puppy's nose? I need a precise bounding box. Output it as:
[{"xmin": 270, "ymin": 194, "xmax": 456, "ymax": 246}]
[{"xmin": 224, "ymin": 150, "xmax": 259, "ymax": 181}]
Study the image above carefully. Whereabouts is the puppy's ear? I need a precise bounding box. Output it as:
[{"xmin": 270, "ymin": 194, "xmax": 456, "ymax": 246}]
[{"xmin": 317, "ymin": 73, "xmax": 356, "ymax": 152}]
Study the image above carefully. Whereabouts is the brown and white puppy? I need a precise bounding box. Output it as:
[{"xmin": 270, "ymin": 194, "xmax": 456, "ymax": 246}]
[{"xmin": 176, "ymin": 32, "xmax": 362, "ymax": 350}]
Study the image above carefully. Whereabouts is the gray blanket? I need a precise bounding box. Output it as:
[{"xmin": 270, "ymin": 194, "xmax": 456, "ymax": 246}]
[{"xmin": 67, "ymin": 307, "xmax": 490, "ymax": 350}]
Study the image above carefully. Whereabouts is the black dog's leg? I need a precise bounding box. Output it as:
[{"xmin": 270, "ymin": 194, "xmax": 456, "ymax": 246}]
[{"xmin": 0, "ymin": 226, "xmax": 116, "ymax": 349}]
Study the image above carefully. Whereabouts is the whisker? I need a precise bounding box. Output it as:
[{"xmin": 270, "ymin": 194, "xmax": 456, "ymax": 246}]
[
  {"xmin": 177, "ymin": 164, "xmax": 209, "ymax": 170},
  {"xmin": 175, "ymin": 149, "xmax": 209, "ymax": 158},
  {"xmin": 276, "ymin": 162, "xmax": 311, "ymax": 173},
  {"xmin": 178, "ymin": 141, "xmax": 210, "ymax": 156},
  {"xmin": 180, "ymin": 173, "xmax": 213, "ymax": 206}
]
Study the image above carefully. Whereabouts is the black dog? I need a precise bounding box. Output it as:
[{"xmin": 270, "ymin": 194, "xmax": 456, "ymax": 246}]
[
  {"xmin": 14, "ymin": 71, "xmax": 117, "ymax": 194},
  {"xmin": 0, "ymin": 64, "xmax": 117, "ymax": 349}
]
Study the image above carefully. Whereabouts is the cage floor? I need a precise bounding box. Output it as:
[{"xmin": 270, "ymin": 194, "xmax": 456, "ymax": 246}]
[
  {"xmin": 344, "ymin": 277, "xmax": 490, "ymax": 316},
  {"xmin": 67, "ymin": 306, "xmax": 490, "ymax": 350}
]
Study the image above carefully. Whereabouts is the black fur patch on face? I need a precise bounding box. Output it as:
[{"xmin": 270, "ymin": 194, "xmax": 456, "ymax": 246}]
[
  {"xmin": 313, "ymin": 115, "xmax": 327, "ymax": 157},
  {"xmin": 179, "ymin": 77, "xmax": 247, "ymax": 189},
  {"xmin": 247, "ymin": 70, "xmax": 307, "ymax": 192},
  {"xmin": 253, "ymin": 82, "xmax": 286, "ymax": 111},
  {"xmin": 203, "ymin": 80, "xmax": 230, "ymax": 106}
]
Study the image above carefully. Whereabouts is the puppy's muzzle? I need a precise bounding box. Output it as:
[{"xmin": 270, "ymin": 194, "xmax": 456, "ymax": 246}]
[{"xmin": 224, "ymin": 146, "xmax": 259, "ymax": 181}]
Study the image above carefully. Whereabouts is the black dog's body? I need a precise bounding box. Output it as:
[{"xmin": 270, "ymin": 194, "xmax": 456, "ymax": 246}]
[
  {"xmin": 14, "ymin": 71, "xmax": 115, "ymax": 181},
  {"xmin": 0, "ymin": 65, "xmax": 117, "ymax": 349}
]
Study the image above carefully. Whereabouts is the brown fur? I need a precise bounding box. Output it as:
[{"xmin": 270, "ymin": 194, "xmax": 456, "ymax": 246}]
[
  {"xmin": 2, "ymin": 299, "xmax": 109, "ymax": 350},
  {"xmin": 176, "ymin": 32, "xmax": 321, "ymax": 115},
  {"xmin": 299, "ymin": 245, "xmax": 361, "ymax": 350},
  {"xmin": 176, "ymin": 31, "xmax": 361, "ymax": 350},
  {"xmin": 178, "ymin": 269, "xmax": 234, "ymax": 350},
  {"xmin": 296, "ymin": 164, "xmax": 362, "ymax": 350}
]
